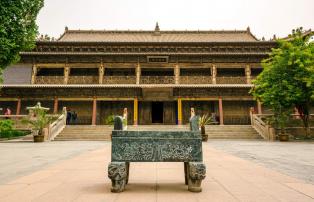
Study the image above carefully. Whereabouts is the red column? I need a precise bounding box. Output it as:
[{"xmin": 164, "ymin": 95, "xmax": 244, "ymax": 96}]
[
  {"xmin": 257, "ymin": 101, "xmax": 262, "ymax": 114},
  {"xmin": 218, "ymin": 98, "xmax": 224, "ymax": 125},
  {"xmin": 92, "ymin": 97, "xmax": 97, "ymax": 125},
  {"xmin": 53, "ymin": 97, "xmax": 58, "ymax": 114},
  {"xmin": 16, "ymin": 98, "xmax": 21, "ymax": 115}
]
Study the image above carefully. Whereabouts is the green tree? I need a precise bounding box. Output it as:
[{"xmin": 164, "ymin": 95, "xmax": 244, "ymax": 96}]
[
  {"xmin": 252, "ymin": 28, "xmax": 314, "ymax": 138},
  {"xmin": 0, "ymin": 0, "xmax": 44, "ymax": 81}
]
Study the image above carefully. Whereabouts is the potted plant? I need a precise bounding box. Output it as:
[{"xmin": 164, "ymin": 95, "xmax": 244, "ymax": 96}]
[
  {"xmin": 22, "ymin": 103, "xmax": 54, "ymax": 142},
  {"xmin": 271, "ymin": 107, "xmax": 291, "ymax": 141},
  {"xmin": 199, "ymin": 114, "xmax": 213, "ymax": 142}
]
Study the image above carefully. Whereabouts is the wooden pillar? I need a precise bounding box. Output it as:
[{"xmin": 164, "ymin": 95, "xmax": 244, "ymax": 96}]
[
  {"xmin": 53, "ymin": 97, "xmax": 58, "ymax": 114},
  {"xmin": 31, "ymin": 64, "xmax": 37, "ymax": 84},
  {"xmin": 212, "ymin": 64, "xmax": 217, "ymax": 84},
  {"xmin": 174, "ymin": 64, "xmax": 180, "ymax": 84},
  {"xmin": 218, "ymin": 98, "xmax": 224, "ymax": 125},
  {"xmin": 136, "ymin": 63, "xmax": 141, "ymax": 85},
  {"xmin": 92, "ymin": 97, "xmax": 97, "ymax": 125},
  {"xmin": 245, "ymin": 64, "xmax": 252, "ymax": 84},
  {"xmin": 177, "ymin": 98, "xmax": 182, "ymax": 125},
  {"xmin": 99, "ymin": 62, "xmax": 104, "ymax": 84},
  {"xmin": 133, "ymin": 98, "xmax": 138, "ymax": 125},
  {"xmin": 257, "ymin": 101, "xmax": 262, "ymax": 114},
  {"xmin": 16, "ymin": 98, "xmax": 21, "ymax": 115},
  {"xmin": 64, "ymin": 66, "xmax": 70, "ymax": 84}
]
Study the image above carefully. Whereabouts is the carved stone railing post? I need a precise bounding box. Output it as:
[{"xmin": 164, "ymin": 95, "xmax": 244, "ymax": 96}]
[
  {"xmin": 31, "ymin": 64, "xmax": 37, "ymax": 84},
  {"xmin": 99, "ymin": 62, "xmax": 104, "ymax": 84},
  {"xmin": 212, "ymin": 64, "xmax": 217, "ymax": 84},
  {"xmin": 245, "ymin": 64, "xmax": 252, "ymax": 84}
]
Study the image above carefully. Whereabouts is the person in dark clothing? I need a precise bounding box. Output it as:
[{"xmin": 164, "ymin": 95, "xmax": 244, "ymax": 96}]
[
  {"xmin": 66, "ymin": 109, "xmax": 72, "ymax": 124},
  {"xmin": 72, "ymin": 111, "xmax": 77, "ymax": 124}
]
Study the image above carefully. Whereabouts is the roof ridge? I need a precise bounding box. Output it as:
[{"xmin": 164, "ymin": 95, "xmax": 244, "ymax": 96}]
[{"xmin": 64, "ymin": 29, "xmax": 249, "ymax": 34}]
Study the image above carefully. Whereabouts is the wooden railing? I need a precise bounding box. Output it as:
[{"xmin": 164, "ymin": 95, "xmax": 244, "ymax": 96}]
[
  {"xmin": 216, "ymin": 76, "xmax": 247, "ymax": 84},
  {"xmin": 180, "ymin": 76, "xmax": 212, "ymax": 84},
  {"xmin": 140, "ymin": 76, "xmax": 175, "ymax": 84},
  {"xmin": 68, "ymin": 76, "xmax": 98, "ymax": 84},
  {"xmin": 103, "ymin": 76, "xmax": 136, "ymax": 84},
  {"xmin": 35, "ymin": 76, "xmax": 64, "ymax": 84}
]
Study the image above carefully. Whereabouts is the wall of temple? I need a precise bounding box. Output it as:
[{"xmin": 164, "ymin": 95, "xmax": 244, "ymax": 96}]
[{"xmin": 223, "ymin": 101, "xmax": 256, "ymax": 125}]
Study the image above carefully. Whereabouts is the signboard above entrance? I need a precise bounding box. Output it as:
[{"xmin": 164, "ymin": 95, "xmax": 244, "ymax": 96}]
[{"xmin": 147, "ymin": 56, "xmax": 169, "ymax": 63}]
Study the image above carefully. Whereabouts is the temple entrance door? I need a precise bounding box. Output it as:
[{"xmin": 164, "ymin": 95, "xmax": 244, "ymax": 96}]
[{"xmin": 151, "ymin": 102, "xmax": 164, "ymax": 123}]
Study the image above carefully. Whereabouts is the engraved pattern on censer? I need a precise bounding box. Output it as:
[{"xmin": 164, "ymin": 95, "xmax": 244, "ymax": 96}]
[{"xmin": 113, "ymin": 142, "xmax": 194, "ymax": 161}]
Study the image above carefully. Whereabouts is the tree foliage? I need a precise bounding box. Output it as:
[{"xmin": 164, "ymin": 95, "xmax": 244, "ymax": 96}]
[
  {"xmin": 251, "ymin": 28, "xmax": 314, "ymax": 137},
  {"xmin": 0, "ymin": 0, "xmax": 44, "ymax": 81}
]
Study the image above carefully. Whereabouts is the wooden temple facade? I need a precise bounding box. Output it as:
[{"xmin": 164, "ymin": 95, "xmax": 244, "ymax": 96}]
[{"xmin": 0, "ymin": 25, "xmax": 277, "ymax": 125}]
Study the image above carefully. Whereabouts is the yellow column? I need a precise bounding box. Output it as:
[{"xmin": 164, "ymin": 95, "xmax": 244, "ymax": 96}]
[
  {"xmin": 178, "ymin": 98, "xmax": 182, "ymax": 125},
  {"xmin": 133, "ymin": 98, "xmax": 138, "ymax": 125}
]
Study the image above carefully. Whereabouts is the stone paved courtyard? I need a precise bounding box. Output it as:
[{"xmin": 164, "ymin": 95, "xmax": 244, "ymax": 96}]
[{"xmin": 0, "ymin": 140, "xmax": 313, "ymax": 201}]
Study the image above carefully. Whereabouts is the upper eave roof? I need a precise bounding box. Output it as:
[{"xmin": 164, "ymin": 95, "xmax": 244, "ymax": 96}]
[{"xmin": 55, "ymin": 28, "xmax": 260, "ymax": 43}]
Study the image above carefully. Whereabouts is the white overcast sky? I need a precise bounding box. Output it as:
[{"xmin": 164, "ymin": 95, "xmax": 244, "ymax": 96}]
[{"xmin": 37, "ymin": 0, "xmax": 314, "ymax": 40}]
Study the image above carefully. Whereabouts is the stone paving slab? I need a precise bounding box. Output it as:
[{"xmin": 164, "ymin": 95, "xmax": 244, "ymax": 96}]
[
  {"xmin": 0, "ymin": 143, "xmax": 313, "ymax": 202},
  {"xmin": 206, "ymin": 140, "xmax": 314, "ymax": 184}
]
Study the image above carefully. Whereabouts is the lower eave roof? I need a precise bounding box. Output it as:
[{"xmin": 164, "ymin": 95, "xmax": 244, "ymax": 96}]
[
  {"xmin": 20, "ymin": 52, "xmax": 269, "ymax": 56},
  {"xmin": 0, "ymin": 84, "xmax": 254, "ymax": 88}
]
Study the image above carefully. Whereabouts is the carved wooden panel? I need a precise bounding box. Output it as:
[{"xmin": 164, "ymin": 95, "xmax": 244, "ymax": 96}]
[
  {"xmin": 216, "ymin": 76, "xmax": 247, "ymax": 84},
  {"xmin": 180, "ymin": 76, "xmax": 212, "ymax": 84},
  {"xmin": 140, "ymin": 76, "xmax": 174, "ymax": 84},
  {"xmin": 68, "ymin": 76, "xmax": 98, "ymax": 84},
  {"xmin": 35, "ymin": 76, "xmax": 64, "ymax": 84},
  {"xmin": 103, "ymin": 76, "xmax": 136, "ymax": 84}
]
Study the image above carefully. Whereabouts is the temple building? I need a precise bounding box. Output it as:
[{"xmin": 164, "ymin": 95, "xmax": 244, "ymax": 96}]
[{"xmin": 0, "ymin": 24, "xmax": 277, "ymax": 125}]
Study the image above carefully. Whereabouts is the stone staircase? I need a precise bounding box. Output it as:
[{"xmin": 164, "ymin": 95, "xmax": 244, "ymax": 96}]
[
  {"xmin": 205, "ymin": 125, "xmax": 262, "ymax": 139},
  {"xmin": 54, "ymin": 125, "xmax": 112, "ymax": 141},
  {"xmin": 54, "ymin": 125, "xmax": 262, "ymax": 141}
]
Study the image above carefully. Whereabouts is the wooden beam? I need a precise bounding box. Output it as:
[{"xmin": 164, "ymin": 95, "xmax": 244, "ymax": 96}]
[
  {"xmin": 53, "ymin": 97, "xmax": 58, "ymax": 114},
  {"xmin": 92, "ymin": 97, "xmax": 97, "ymax": 125},
  {"xmin": 218, "ymin": 98, "xmax": 224, "ymax": 125},
  {"xmin": 16, "ymin": 98, "xmax": 21, "ymax": 115}
]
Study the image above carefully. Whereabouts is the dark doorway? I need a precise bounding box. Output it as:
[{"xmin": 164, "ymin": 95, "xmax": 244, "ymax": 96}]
[{"xmin": 152, "ymin": 102, "xmax": 163, "ymax": 123}]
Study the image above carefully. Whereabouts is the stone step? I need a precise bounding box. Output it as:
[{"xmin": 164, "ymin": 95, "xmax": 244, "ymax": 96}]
[{"xmin": 55, "ymin": 125, "xmax": 262, "ymax": 141}]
